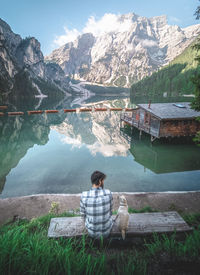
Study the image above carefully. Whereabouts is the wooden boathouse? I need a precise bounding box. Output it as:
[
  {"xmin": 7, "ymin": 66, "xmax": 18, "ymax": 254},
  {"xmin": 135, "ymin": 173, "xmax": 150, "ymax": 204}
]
[{"xmin": 120, "ymin": 102, "xmax": 200, "ymax": 141}]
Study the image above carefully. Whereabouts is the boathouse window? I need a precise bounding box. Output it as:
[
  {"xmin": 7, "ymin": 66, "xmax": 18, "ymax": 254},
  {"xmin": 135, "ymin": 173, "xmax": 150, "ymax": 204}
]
[
  {"xmin": 173, "ymin": 121, "xmax": 179, "ymax": 126},
  {"xmin": 145, "ymin": 112, "xmax": 150, "ymax": 124},
  {"xmin": 183, "ymin": 120, "xmax": 192, "ymax": 126}
]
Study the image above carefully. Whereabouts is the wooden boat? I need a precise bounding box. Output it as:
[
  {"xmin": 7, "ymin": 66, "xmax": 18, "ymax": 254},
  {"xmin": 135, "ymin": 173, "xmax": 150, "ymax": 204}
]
[
  {"xmin": 110, "ymin": 108, "xmax": 123, "ymax": 111},
  {"xmin": 79, "ymin": 108, "xmax": 92, "ymax": 112},
  {"xmin": 0, "ymin": 106, "xmax": 8, "ymax": 110},
  {"xmin": 64, "ymin": 109, "xmax": 76, "ymax": 113},
  {"xmin": 45, "ymin": 110, "xmax": 59, "ymax": 113},
  {"xmin": 28, "ymin": 110, "xmax": 43, "ymax": 115},
  {"xmin": 94, "ymin": 108, "xmax": 107, "ymax": 112},
  {"xmin": 8, "ymin": 112, "xmax": 24, "ymax": 116},
  {"xmin": 125, "ymin": 108, "xmax": 133, "ymax": 112}
]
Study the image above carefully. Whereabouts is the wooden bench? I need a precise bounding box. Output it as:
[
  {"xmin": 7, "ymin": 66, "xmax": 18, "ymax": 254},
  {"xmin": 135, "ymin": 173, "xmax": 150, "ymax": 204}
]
[{"xmin": 48, "ymin": 211, "xmax": 192, "ymax": 238}]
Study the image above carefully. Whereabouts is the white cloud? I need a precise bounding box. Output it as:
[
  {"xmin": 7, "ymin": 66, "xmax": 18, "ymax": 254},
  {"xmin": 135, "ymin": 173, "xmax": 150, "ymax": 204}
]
[
  {"xmin": 54, "ymin": 27, "xmax": 81, "ymax": 47},
  {"xmin": 83, "ymin": 13, "xmax": 132, "ymax": 36},
  {"xmin": 53, "ymin": 13, "xmax": 133, "ymax": 47},
  {"xmin": 61, "ymin": 135, "xmax": 82, "ymax": 148},
  {"xmin": 87, "ymin": 142, "xmax": 128, "ymax": 157}
]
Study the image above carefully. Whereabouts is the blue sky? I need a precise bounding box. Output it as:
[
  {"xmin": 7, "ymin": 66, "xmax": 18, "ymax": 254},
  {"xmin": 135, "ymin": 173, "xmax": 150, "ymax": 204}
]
[{"xmin": 1, "ymin": 0, "xmax": 199, "ymax": 55}]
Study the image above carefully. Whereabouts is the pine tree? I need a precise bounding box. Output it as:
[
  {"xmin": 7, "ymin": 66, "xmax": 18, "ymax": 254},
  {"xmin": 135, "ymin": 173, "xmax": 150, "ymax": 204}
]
[
  {"xmin": 191, "ymin": 1, "xmax": 200, "ymax": 144},
  {"xmin": 191, "ymin": 1, "xmax": 200, "ymax": 110}
]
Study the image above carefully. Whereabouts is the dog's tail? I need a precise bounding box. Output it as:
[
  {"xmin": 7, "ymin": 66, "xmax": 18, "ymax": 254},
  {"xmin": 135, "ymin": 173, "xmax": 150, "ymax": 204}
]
[{"xmin": 121, "ymin": 229, "xmax": 126, "ymax": 240}]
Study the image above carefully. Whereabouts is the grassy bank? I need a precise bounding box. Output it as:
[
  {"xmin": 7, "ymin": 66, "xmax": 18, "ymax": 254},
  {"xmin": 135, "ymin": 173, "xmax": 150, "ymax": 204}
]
[{"xmin": 0, "ymin": 208, "xmax": 200, "ymax": 275}]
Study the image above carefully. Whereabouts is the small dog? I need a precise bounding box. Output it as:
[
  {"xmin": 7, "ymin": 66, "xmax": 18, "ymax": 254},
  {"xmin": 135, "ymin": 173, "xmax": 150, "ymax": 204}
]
[{"xmin": 116, "ymin": 195, "xmax": 129, "ymax": 240}]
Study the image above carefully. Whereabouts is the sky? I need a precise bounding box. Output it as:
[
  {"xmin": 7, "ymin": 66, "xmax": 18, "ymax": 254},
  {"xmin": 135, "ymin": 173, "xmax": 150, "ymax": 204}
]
[{"xmin": 1, "ymin": 0, "xmax": 199, "ymax": 55}]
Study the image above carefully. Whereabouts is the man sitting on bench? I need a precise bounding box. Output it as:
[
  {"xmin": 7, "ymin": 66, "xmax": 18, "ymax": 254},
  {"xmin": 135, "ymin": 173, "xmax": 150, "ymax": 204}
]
[{"xmin": 80, "ymin": 171, "xmax": 113, "ymax": 239}]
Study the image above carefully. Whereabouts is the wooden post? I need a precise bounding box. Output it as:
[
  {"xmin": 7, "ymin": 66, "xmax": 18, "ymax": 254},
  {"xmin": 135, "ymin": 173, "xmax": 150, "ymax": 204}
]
[
  {"xmin": 151, "ymin": 135, "xmax": 157, "ymax": 143},
  {"xmin": 120, "ymin": 115, "xmax": 122, "ymax": 128}
]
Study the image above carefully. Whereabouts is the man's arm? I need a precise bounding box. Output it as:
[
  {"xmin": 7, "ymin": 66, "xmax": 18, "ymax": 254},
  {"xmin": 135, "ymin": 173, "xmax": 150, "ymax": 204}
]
[
  {"xmin": 110, "ymin": 192, "xmax": 113, "ymax": 216},
  {"xmin": 80, "ymin": 195, "xmax": 86, "ymax": 223}
]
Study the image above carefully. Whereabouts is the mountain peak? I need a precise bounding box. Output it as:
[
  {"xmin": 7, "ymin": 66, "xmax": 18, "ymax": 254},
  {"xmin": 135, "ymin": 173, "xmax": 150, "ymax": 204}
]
[
  {"xmin": 118, "ymin": 12, "xmax": 139, "ymax": 22},
  {"xmin": 150, "ymin": 14, "xmax": 167, "ymax": 22},
  {"xmin": 0, "ymin": 18, "xmax": 12, "ymax": 32},
  {"xmin": 46, "ymin": 13, "xmax": 200, "ymax": 87}
]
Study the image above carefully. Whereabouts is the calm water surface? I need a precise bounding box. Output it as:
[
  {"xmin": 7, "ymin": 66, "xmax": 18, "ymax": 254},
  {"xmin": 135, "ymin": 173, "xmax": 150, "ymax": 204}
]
[{"xmin": 0, "ymin": 95, "xmax": 200, "ymax": 198}]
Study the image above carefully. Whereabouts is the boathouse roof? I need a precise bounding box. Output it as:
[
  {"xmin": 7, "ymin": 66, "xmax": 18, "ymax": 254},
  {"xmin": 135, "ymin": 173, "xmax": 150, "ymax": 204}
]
[{"xmin": 137, "ymin": 102, "xmax": 200, "ymax": 120}]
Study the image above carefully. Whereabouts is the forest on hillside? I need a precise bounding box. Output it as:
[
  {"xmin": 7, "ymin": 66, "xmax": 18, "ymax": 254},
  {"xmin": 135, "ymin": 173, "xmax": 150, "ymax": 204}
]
[{"xmin": 130, "ymin": 38, "xmax": 200, "ymax": 97}]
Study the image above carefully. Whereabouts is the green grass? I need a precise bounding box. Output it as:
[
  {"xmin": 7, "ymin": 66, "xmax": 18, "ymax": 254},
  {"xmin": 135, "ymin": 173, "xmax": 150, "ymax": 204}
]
[
  {"xmin": 144, "ymin": 227, "xmax": 200, "ymax": 260},
  {"xmin": 183, "ymin": 213, "xmax": 200, "ymax": 228},
  {"xmin": 112, "ymin": 206, "xmax": 156, "ymax": 215},
  {"xmin": 0, "ymin": 213, "xmax": 107, "ymax": 275},
  {"xmin": 0, "ymin": 210, "xmax": 200, "ymax": 275},
  {"xmin": 128, "ymin": 206, "xmax": 157, "ymax": 213}
]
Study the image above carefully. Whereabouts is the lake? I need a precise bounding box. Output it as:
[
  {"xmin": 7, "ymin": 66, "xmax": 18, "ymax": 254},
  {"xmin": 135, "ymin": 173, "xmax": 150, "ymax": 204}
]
[{"xmin": 0, "ymin": 92, "xmax": 200, "ymax": 198}]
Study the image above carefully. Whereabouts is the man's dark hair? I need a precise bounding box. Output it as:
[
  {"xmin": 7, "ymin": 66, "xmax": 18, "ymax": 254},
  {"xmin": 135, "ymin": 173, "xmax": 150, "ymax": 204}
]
[{"xmin": 91, "ymin": 171, "xmax": 106, "ymax": 185}]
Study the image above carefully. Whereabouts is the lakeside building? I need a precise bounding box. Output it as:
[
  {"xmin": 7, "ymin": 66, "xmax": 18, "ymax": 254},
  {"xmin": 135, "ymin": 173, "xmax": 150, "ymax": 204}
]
[{"xmin": 120, "ymin": 102, "xmax": 200, "ymax": 142}]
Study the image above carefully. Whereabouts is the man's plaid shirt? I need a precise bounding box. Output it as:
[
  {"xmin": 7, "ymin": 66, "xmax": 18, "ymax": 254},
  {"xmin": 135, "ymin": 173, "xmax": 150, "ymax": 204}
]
[{"xmin": 80, "ymin": 187, "xmax": 113, "ymax": 238}]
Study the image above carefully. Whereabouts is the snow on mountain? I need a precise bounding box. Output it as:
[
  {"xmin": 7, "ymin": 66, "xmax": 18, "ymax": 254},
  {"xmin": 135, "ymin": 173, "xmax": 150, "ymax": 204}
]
[{"xmin": 46, "ymin": 13, "xmax": 200, "ymax": 87}]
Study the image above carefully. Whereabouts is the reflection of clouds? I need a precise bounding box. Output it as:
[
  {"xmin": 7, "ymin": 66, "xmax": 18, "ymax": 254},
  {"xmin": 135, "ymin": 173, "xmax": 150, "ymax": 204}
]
[
  {"xmin": 59, "ymin": 132, "xmax": 129, "ymax": 157},
  {"xmin": 87, "ymin": 142, "xmax": 129, "ymax": 157},
  {"xmin": 50, "ymin": 100, "xmax": 131, "ymax": 157},
  {"xmin": 61, "ymin": 137, "xmax": 129, "ymax": 157},
  {"xmin": 61, "ymin": 135, "xmax": 83, "ymax": 149}
]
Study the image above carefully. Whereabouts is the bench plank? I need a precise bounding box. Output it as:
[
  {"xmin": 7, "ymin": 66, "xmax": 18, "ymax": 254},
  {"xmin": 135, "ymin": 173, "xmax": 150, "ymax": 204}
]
[{"xmin": 48, "ymin": 211, "xmax": 192, "ymax": 238}]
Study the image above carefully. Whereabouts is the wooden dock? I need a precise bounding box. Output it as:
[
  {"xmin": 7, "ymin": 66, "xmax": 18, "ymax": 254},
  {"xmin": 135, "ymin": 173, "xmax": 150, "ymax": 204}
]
[{"xmin": 48, "ymin": 211, "xmax": 192, "ymax": 238}]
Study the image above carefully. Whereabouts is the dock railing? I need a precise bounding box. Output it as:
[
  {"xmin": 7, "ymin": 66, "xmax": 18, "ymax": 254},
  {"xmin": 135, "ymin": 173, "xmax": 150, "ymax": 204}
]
[
  {"xmin": 120, "ymin": 112, "xmax": 139, "ymax": 128},
  {"xmin": 121, "ymin": 113, "xmax": 156, "ymax": 136}
]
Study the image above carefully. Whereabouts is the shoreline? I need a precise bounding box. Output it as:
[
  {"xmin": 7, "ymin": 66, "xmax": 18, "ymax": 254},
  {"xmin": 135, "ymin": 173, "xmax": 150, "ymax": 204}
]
[{"xmin": 1, "ymin": 191, "xmax": 200, "ymax": 225}]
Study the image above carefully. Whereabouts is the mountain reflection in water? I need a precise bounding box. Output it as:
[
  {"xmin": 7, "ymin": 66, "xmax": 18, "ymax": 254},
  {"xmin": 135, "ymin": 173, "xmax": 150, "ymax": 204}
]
[{"xmin": 0, "ymin": 96, "xmax": 200, "ymax": 197}]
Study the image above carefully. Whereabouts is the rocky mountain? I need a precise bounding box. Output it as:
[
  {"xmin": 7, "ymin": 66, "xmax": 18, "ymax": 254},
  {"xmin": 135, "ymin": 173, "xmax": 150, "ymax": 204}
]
[
  {"xmin": 0, "ymin": 98, "xmax": 131, "ymax": 193},
  {"xmin": 0, "ymin": 18, "xmax": 70, "ymax": 100},
  {"xmin": 51, "ymin": 99, "xmax": 131, "ymax": 158},
  {"xmin": 130, "ymin": 37, "xmax": 200, "ymax": 98},
  {"xmin": 46, "ymin": 13, "xmax": 200, "ymax": 87}
]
